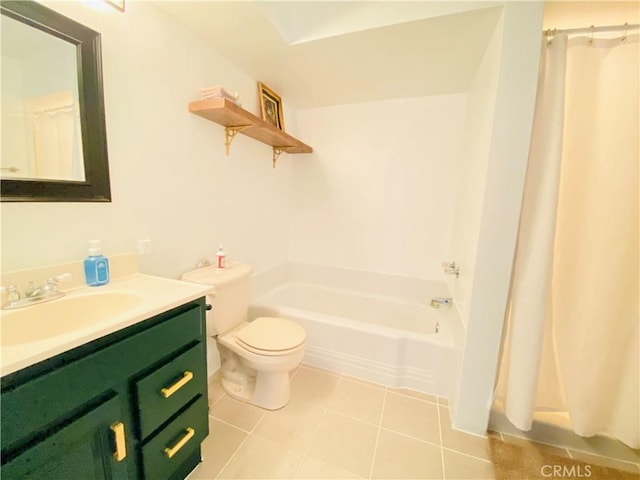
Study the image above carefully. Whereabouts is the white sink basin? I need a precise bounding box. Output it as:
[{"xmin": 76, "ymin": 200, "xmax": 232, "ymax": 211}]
[{"xmin": 1, "ymin": 292, "xmax": 142, "ymax": 345}]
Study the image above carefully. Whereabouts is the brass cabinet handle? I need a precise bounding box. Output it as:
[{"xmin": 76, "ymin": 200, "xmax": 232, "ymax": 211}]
[
  {"xmin": 160, "ymin": 371, "xmax": 193, "ymax": 398},
  {"xmin": 164, "ymin": 427, "xmax": 195, "ymax": 458},
  {"xmin": 110, "ymin": 422, "xmax": 127, "ymax": 462}
]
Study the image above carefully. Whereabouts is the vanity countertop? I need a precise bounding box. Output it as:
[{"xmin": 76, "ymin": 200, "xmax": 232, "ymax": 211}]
[{"xmin": 0, "ymin": 273, "xmax": 213, "ymax": 376}]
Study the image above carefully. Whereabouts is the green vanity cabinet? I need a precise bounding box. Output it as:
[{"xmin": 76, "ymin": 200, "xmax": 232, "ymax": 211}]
[{"xmin": 0, "ymin": 298, "xmax": 210, "ymax": 480}]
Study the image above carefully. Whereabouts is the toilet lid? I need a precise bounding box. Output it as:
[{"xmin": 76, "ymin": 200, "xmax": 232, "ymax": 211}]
[{"xmin": 236, "ymin": 317, "xmax": 306, "ymax": 353}]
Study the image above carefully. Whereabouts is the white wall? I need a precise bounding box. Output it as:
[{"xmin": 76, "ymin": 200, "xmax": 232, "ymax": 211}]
[
  {"xmin": 291, "ymin": 95, "xmax": 466, "ymax": 279},
  {"xmin": 451, "ymin": 2, "xmax": 544, "ymax": 435},
  {"xmin": 0, "ymin": 1, "xmax": 293, "ymax": 279}
]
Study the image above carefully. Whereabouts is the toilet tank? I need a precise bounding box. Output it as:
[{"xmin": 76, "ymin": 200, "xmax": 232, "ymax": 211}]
[{"xmin": 181, "ymin": 261, "xmax": 252, "ymax": 336}]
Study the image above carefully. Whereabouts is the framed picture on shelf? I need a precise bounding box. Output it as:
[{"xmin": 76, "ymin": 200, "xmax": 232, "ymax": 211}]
[{"xmin": 258, "ymin": 82, "xmax": 284, "ymax": 131}]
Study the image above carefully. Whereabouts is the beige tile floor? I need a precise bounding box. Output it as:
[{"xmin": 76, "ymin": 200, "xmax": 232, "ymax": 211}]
[{"xmin": 189, "ymin": 365, "xmax": 640, "ymax": 480}]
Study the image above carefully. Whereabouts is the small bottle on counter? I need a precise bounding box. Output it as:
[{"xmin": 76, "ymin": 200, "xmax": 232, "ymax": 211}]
[
  {"xmin": 84, "ymin": 240, "xmax": 110, "ymax": 286},
  {"xmin": 216, "ymin": 244, "xmax": 226, "ymax": 269}
]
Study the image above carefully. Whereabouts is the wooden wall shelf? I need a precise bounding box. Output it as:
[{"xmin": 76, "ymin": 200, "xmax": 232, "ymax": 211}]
[{"xmin": 188, "ymin": 98, "xmax": 312, "ymax": 167}]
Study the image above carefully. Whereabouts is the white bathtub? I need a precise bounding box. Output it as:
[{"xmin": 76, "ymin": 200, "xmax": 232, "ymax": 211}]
[{"xmin": 250, "ymin": 263, "xmax": 461, "ymax": 397}]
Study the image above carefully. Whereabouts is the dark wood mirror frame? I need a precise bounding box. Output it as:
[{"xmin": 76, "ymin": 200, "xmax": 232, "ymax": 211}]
[{"xmin": 1, "ymin": 0, "xmax": 111, "ymax": 202}]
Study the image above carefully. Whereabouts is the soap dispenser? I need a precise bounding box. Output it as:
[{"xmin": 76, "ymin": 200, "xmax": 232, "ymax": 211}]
[{"xmin": 84, "ymin": 240, "xmax": 110, "ymax": 286}]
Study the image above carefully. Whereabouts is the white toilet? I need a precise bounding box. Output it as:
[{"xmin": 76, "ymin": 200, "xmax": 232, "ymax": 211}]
[{"xmin": 182, "ymin": 261, "xmax": 305, "ymax": 410}]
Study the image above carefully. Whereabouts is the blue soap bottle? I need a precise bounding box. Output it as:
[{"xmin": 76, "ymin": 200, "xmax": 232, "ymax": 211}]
[{"xmin": 84, "ymin": 240, "xmax": 110, "ymax": 286}]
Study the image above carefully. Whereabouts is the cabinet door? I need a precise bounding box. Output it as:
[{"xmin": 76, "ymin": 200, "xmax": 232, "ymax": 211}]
[{"xmin": 1, "ymin": 395, "xmax": 130, "ymax": 480}]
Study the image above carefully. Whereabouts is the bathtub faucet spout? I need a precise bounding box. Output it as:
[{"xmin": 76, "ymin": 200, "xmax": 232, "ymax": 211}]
[{"xmin": 430, "ymin": 297, "xmax": 452, "ymax": 309}]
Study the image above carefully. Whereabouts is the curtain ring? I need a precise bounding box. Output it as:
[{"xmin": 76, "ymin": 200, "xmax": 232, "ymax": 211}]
[
  {"xmin": 622, "ymin": 22, "xmax": 628, "ymax": 43},
  {"xmin": 588, "ymin": 25, "xmax": 594, "ymax": 45}
]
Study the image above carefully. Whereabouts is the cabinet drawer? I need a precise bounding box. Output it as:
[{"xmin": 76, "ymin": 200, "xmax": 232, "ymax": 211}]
[
  {"xmin": 136, "ymin": 343, "xmax": 207, "ymax": 439},
  {"xmin": 141, "ymin": 395, "xmax": 208, "ymax": 480}
]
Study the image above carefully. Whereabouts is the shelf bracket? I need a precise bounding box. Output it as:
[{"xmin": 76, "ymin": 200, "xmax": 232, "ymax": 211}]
[
  {"xmin": 272, "ymin": 147, "xmax": 287, "ymax": 168},
  {"xmin": 224, "ymin": 126, "xmax": 250, "ymax": 155}
]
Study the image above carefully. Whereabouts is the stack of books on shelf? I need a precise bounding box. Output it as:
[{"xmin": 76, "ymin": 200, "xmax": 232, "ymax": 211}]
[{"xmin": 200, "ymin": 86, "xmax": 239, "ymax": 105}]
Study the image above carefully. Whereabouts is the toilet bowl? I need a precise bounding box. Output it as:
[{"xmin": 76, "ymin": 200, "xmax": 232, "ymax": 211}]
[
  {"xmin": 181, "ymin": 262, "xmax": 306, "ymax": 410},
  {"xmin": 217, "ymin": 317, "xmax": 305, "ymax": 409}
]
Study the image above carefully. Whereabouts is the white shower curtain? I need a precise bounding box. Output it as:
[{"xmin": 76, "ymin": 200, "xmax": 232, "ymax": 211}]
[
  {"xmin": 496, "ymin": 32, "xmax": 639, "ymax": 448},
  {"xmin": 26, "ymin": 90, "xmax": 84, "ymax": 181}
]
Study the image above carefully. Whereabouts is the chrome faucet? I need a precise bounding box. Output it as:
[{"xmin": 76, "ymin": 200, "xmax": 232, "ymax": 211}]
[
  {"xmin": 2, "ymin": 285, "xmax": 21, "ymax": 304},
  {"xmin": 441, "ymin": 261, "xmax": 460, "ymax": 277},
  {"xmin": 430, "ymin": 297, "xmax": 452, "ymax": 309},
  {"xmin": 25, "ymin": 277, "xmax": 63, "ymax": 298},
  {"xmin": 2, "ymin": 273, "xmax": 71, "ymax": 310}
]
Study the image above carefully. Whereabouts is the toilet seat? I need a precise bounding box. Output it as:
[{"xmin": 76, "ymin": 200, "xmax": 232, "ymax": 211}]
[{"xmin": 235, "ymin": 317, "xmax": 306, "ymax": 356}]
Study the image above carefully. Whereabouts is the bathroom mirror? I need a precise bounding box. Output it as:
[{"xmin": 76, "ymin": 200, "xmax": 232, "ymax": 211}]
[{"xmin": 0, "ymin": 1, "xmax": 111, "ymax": 202}]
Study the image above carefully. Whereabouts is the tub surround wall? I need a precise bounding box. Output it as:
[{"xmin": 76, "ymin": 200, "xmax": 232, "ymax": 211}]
[
  {"xmin": 291, "ymin": 94, "xmax": 467, "ymax": 280},
  {"xmin": 288, "ymin": 262, "xmax": 449, "ymax": 303},
  {"xmin": 0, "ymin": 1, "xmax": 293, "ymax": 279}
]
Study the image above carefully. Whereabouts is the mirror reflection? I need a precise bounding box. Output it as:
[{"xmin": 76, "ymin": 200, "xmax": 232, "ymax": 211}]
[{"xmin": 1, "ymin": 12, "xmax": 85, "ymax": 182}]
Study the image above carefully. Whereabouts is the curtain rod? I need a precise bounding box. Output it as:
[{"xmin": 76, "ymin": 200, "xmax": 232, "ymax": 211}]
[{"xmin": 545, "ymin": 23, "xmax": 639, "ymax": 37}]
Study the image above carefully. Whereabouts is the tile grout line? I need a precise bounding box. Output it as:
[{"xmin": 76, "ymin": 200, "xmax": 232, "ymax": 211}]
[
  {"xmin": 291, "ymin": 378, "xmax": 334, "ymax": 480},
  {"xmin": 209, "ymin": 391, "xmax": 227, "ymax": 409},
  {"xmin": 441, "ymin": 446, "xmax": 492, "ymax": 464},
  {"xmin": 377, "ymin": 425, "xmax": 443, "ymax": 450},
  {"xmin": 388, "ymin": 389, "xmax": 441, "ymax": 407},
  {"xmin": 210, "ymin": 416, "xmax": 254, "ymax": 435},
  {"xmin": 214, "ymin": 406, "xmax": 267, "ymax": 480},
  {"xmin": 291, "ymin": 454, "xmax": 307, "ymax": 479},
  {"xmin": 213, "ymin": 430, "xmax": 251, "ymax": 479},
  {"xmin": 368, "ymin": 386, "xmax": 389, "ymax": 479},
  {"xmin": 437, "ymin": 403, "xmax": 446, "ymax": 480},
  {"xmin": 291, "ymin": 408, "xmax": 325, "ymax": 480},
  {"xmin": 373, "ymin": 424, "xmax": 496, "ymax": 465}
]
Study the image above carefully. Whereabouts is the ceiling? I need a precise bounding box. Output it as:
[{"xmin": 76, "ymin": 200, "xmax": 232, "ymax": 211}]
[{"xmin": 154, "ymin": 1, "xmax": 504, "ymax": 108}]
